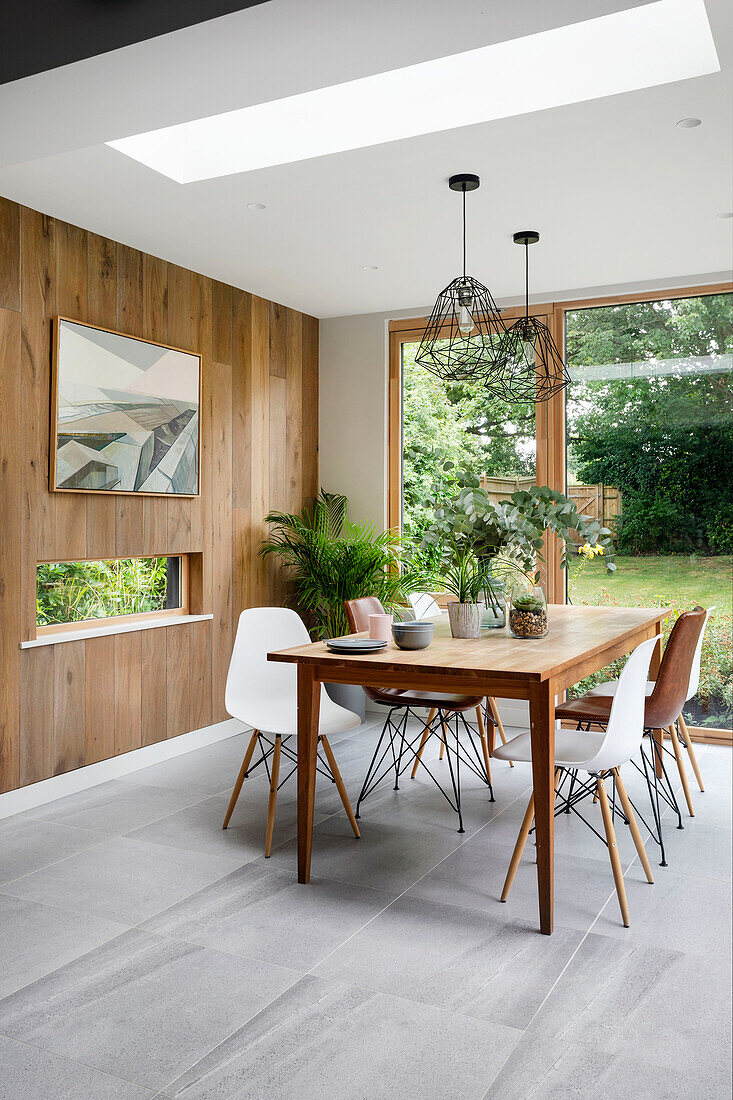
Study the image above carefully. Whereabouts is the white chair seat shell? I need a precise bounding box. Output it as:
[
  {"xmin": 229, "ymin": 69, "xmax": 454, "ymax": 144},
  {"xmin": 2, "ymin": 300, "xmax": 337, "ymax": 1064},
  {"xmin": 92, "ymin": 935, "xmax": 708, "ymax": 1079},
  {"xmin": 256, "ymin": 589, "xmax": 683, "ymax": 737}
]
[
  {"xmin": 225, "ymin": 606, "xmax": 361, "ymax": 737},
  {"xmin": 588, "ymin": 680, "xmax": 654, "ymax": 698},
  {"xmin": 493, "ymin": 729, "xmax": 605, "ymax": 768}
]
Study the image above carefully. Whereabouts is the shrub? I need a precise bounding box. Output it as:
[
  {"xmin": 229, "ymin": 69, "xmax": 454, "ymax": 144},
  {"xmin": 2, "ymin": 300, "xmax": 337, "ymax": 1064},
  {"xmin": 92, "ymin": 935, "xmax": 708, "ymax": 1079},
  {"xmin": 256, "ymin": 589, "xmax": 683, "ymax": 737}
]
[{"xmin": 708, "ymin": 504, "xmax": 733, "ymax": 556}]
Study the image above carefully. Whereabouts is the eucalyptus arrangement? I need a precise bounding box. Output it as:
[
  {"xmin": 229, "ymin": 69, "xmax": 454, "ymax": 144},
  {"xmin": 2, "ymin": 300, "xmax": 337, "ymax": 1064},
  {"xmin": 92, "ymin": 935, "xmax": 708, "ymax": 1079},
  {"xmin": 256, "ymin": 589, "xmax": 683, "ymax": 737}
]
[{"xmin": 424, "ymin": 483, "xmax": 616, "ymax": 637}]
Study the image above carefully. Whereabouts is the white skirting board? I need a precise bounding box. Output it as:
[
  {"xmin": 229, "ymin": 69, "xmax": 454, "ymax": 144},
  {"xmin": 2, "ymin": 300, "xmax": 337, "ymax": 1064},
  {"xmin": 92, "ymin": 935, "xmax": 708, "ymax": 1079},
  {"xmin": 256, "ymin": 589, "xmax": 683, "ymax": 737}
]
[{"xmin": 0, "ymin": 718, "xmax": 248, "ymax": 821}]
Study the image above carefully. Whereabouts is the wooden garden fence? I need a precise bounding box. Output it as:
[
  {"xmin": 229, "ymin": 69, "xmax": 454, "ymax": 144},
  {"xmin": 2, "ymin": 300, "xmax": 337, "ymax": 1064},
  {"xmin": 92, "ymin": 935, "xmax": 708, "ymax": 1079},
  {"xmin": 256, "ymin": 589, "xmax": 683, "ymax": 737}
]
[{"xmin": 479, "ymin": 476, "xmax": 621, "ymax": 543}]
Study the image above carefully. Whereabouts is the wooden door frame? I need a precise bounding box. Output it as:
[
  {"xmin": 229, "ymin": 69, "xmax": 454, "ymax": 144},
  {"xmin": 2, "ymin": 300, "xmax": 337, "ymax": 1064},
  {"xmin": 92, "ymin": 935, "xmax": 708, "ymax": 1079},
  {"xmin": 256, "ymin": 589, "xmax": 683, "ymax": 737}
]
[{"xmin": 388, "ymin": 280, "xmax": 732, "ymax": 743}]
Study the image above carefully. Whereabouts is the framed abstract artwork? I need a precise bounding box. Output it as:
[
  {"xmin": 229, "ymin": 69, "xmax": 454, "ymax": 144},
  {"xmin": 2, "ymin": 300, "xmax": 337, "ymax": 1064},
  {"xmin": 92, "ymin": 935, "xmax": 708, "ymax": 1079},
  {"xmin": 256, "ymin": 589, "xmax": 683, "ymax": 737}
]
[{"xmin": 51, "ymin": 317, "xmax": 201, "ymax": 496}]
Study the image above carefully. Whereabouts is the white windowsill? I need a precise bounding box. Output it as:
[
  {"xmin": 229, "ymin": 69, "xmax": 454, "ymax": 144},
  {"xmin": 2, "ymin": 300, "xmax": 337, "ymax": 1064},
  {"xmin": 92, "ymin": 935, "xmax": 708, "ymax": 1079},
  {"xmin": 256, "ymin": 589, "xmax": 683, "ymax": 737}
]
[{"xmin": 20, "ymin": 613, "xmax": 214, "ymax": 649}]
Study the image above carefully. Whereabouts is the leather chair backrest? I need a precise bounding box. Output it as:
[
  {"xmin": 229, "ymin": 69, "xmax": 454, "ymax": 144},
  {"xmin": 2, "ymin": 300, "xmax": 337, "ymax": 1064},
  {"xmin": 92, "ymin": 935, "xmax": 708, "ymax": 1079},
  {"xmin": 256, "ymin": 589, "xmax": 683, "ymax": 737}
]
[
  {"xmin": 344, "ymin": 596, "xmax": 385, "ymax": 634},
  {"xmin": 646, "ymin": 606, "xmax": 706, "ymax": 729}
]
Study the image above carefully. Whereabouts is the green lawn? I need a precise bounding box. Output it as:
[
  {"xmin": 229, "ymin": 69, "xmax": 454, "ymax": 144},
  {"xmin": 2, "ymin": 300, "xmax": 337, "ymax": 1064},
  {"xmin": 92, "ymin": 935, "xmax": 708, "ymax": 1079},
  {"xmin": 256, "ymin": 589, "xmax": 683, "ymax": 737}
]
[{"xmin": 568, "ymin": 553, "xmax": 732, "ymax": 614}]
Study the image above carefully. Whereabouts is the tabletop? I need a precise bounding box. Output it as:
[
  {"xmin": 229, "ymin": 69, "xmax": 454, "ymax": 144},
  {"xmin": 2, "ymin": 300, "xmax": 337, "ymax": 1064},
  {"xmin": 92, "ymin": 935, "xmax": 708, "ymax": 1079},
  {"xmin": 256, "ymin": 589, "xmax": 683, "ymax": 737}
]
[{"xmin": 268, "ymin": 604, "xmax": 668, "ymax": 686}]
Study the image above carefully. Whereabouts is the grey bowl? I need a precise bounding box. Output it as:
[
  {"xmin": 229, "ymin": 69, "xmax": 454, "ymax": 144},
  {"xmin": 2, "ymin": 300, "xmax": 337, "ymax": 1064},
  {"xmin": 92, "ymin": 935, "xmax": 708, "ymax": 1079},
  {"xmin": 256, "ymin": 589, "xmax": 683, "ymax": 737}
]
[{"xmin": 392, "ymin": 620, "xmax": 435, "ymax": 650}]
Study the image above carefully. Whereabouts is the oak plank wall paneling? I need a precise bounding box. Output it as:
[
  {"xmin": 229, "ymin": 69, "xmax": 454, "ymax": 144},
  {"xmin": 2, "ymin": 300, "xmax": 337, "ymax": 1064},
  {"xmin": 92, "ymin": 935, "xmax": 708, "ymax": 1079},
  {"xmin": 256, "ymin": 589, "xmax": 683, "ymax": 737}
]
[
  {"xmin": 0, "ymin": 197, "xmax": 20, "ymax": 311},
  {"xmin": 0, "ymin": 306, "xmax": 22, "ymax": 791},
  {"xmin": 54, "ymin": 640, "xmax": 86, "ymax": 775},
  {"xmin": 85, "ymin": 634, "xmax": 116, "ymax": 763},
  {"xmin": 0, "ymin": 197, "xmax": 319, "ymax": 793}
]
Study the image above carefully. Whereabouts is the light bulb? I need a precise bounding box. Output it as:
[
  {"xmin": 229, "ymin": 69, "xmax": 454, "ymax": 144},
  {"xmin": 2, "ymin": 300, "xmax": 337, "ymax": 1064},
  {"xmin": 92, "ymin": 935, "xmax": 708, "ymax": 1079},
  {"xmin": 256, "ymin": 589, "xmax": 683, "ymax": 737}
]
[
  {"xmin": 458, "ymin": 303, "xmax": 474, "ymax": 336},
  {"xmin": 522, "ymin": 336, "xmax": 536, "ymax": 365}
]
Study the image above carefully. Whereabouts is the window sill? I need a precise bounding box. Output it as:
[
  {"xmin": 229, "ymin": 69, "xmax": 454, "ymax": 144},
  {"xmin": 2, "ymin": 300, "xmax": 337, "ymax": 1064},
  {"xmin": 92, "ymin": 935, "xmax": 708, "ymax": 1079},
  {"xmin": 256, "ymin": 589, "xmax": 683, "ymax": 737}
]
[{"xmin": 20, "ymin": 613, "xmax": 214, "ymax": 649}]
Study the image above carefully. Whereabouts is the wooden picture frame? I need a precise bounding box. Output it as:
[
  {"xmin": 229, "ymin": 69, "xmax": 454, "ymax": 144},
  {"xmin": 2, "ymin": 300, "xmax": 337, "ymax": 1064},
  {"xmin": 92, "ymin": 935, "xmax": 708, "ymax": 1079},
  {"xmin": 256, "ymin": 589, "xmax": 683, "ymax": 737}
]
[{"xmin": 51, "ymin": 316, "xmax": 202, "ymax": 497}]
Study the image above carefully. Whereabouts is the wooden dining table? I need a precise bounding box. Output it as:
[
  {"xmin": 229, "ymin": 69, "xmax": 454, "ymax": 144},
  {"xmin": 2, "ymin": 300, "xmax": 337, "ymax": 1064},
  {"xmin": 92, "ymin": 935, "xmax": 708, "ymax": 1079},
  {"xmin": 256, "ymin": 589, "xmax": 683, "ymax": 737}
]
[{"xmin": 268, "ymin": 603, "xmax": 668, "ymax": 935}]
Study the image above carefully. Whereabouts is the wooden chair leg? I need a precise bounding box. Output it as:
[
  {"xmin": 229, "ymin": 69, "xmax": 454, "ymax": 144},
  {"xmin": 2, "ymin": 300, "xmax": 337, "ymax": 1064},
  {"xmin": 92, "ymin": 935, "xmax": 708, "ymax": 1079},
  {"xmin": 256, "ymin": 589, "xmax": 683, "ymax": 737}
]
[
  {"xmin": 475, "ymin": 706, "xmax": 493, "ymax": 787},
  {"xmin": 597, "ymin": 776, "xmax": 630, "ymax": 927},
  {"xmin": 678, "ymin": 713, "xmax": 705, "ymax": 793},
  {"xmin": 320, "ymin": 735, "xmax": 360, "ymax": 838},
  {"xmin": 500, "ymin": 793, "xmax": 534, "ymax": 902},
  {"xmin": 439, "ymin": 714, "xmax": 448, "ymax": 759},
  {"xmin": 614, "ymin": 768, "xmax": 654, "ymax": 884},
  {"xmin": 669, "ymin": 725, "xmax": 695, "ymax": 817},
  {"xmin": 222, "ymin": 730, "xmax": 259, "ymax": 829},
  {"xmin": 411, "ymin": 707, "xmax": 436, "ymax": 779},
  {"xmin": 264, "ymin": 735, "xmax": 282, "ymax": 857},
  {"xmin": 488, "ymin": 697, "xmax": 513, "ymax": 766}
]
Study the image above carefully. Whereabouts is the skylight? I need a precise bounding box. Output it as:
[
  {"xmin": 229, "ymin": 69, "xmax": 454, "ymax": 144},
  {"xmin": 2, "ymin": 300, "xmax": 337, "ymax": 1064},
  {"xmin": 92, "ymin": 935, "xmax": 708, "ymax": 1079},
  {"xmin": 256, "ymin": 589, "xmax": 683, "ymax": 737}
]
[{"xmin": 107, "ymin": 0, "xmax": 719, "ymax": 184}]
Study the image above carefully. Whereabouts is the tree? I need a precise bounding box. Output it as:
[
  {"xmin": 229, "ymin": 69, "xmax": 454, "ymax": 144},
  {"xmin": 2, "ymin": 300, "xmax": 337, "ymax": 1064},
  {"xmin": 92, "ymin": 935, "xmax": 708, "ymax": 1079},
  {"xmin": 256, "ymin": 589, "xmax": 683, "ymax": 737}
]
[
  {"xmin": 567, "ymin": 293, "xmax": 733, "ymax": 553},
  {"xmin": 402, "ymin": 342, "xmax": 535, "ymax": 550}
]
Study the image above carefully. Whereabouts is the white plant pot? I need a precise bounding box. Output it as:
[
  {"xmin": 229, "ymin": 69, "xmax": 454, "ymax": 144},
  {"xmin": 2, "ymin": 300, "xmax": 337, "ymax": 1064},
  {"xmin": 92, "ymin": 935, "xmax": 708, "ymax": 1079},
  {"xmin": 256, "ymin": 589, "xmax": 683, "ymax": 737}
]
[{"xmin": 447, "ymin": 601, "xmax": 482, "ymax": 639}]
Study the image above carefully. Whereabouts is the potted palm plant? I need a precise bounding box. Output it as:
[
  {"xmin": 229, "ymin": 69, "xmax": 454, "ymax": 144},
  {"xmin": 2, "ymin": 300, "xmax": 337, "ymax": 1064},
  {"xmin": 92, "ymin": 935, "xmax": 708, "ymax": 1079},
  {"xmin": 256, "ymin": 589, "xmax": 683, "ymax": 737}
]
[{"xmin": 260, "ymin": 490, "xmax": 428, "ymax": 716}]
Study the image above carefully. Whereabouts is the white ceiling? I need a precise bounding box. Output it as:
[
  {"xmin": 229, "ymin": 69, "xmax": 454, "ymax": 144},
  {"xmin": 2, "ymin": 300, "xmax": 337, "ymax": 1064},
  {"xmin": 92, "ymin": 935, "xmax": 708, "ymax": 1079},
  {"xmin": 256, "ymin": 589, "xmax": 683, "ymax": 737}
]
[{"xmin": 0, "ymin": 0, "xmax": 730, "ymax": 319}]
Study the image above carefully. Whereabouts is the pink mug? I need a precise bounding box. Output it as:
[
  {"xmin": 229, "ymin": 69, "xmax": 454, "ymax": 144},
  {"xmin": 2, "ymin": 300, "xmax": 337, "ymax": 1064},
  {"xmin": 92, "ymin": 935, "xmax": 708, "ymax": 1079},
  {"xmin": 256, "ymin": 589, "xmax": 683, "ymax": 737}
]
[{"xmin": 368, "ymin": 613, "xmax": 393, "ymax": 641}]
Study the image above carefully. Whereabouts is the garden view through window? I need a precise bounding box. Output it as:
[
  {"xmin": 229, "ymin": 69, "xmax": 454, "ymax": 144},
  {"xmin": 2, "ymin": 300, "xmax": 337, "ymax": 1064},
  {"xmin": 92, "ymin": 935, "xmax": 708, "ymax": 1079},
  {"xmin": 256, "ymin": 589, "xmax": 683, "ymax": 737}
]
[
  {"xmin": 37, "ymin": 556, "xmax": 182, "ymax": 628},
  {"xmin": 565, "ymin": 292, "xmax": 732, "ymax": 731},
  {"xmin": 401, "ymin": 336, "xmax": 536, "ymax": 555},
  {"xmin": 400, "ymin": 291, "xmax": 732, "ymax": 732}
]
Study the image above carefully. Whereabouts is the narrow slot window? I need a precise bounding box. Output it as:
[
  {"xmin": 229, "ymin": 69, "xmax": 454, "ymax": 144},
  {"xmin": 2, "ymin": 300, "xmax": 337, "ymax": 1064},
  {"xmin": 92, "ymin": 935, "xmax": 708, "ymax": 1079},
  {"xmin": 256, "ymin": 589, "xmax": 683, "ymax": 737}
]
[{"xmin": 36, "ymin": 556, "xmax": 184, "ymax": 629}]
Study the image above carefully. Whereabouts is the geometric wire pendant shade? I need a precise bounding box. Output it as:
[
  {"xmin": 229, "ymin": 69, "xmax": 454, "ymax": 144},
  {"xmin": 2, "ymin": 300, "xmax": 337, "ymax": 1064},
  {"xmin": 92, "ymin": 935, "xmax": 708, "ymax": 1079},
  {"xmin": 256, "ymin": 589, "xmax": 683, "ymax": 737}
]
[
  {"xmin": 415, "ymin": 175, "xmax": 509, "ymax": 384},
  {"xmin": 498, "ymin": 231, "xmax": 571, "ymax": 402}
]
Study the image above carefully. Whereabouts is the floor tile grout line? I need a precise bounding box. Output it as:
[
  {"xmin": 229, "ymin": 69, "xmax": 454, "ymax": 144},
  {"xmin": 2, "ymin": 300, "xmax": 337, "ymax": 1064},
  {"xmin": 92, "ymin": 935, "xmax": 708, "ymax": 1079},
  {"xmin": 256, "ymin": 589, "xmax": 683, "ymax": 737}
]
[
  {"xmin": 299, "ymin": 773, "xmax": 534, "ymax": 980},
  {"xmin": 152, "ymin": 969, "xmax": 313, "ymax": 1097},
  {"xmin": 0, "ymin": 1028, "xmax": 159, "ymax": 1094},
  {"xmin": 0, "ymin": 853, "xmax": 255, "ymax": 937},
  {"xmin": 478, "ymin": 768, "xmax": 689, "ymax": 1098}
]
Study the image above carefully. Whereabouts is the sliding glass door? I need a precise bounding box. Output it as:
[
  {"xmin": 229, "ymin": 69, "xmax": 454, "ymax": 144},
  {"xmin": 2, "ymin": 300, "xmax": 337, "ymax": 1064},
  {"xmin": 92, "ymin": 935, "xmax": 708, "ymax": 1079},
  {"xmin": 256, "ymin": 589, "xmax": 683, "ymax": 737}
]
[{"xmin": 565, "ymin": 291, "xmax": 733, "ymax": 732}]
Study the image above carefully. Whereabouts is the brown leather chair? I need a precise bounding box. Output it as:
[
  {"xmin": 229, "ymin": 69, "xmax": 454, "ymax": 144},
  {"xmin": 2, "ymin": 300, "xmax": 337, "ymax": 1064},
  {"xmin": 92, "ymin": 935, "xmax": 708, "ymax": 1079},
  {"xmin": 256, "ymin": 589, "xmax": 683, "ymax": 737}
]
[
  {"xmin": 556, "ymin": 606, "xmax": 706, "ymax": 866},
  {"xmin": 344, "ymin": 596, "xmax": 491, "ymax": 832}
]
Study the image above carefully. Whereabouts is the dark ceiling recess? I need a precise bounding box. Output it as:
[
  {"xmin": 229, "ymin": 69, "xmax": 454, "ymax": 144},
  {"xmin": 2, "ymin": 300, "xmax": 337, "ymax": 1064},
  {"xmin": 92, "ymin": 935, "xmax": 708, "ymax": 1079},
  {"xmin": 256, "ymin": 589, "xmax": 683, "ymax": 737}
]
[{"xmin": 0, "ymin": 1, "xmax": 270, "ymax": 85}]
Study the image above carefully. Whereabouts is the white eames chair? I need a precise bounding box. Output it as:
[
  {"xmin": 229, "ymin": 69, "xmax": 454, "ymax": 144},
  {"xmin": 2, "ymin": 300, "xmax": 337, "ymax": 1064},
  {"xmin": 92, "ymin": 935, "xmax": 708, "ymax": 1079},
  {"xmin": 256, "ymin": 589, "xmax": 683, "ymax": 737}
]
[
  {"xmin": 495, "ymin": 635, "xmax": 661, "ymax": 927},
  {"xmin": 588, "ymin": 608, "xmax": 713, "ymax": 793},
  {"xmin": 408, "ymin": 592, "xmax": 514, "ymax": 769},
  {"xmin": 222, "ymin": 607, "xmax": 361, "ymax": 856}
]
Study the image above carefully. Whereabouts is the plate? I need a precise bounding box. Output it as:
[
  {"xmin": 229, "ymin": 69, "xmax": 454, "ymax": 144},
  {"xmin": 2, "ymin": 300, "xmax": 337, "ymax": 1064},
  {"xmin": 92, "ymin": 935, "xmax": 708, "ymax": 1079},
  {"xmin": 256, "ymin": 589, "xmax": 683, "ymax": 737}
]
[{"xmin": 326, "ymin": 637, "xmax": 388, "ymax": 653}]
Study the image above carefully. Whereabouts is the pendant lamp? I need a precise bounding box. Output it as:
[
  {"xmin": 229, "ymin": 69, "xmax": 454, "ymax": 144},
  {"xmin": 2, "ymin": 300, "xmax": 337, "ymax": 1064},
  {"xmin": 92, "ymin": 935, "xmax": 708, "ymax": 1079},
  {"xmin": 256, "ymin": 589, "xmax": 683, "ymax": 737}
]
[
  {"xmin": 498, "ymin": 231, "xmax": 571, "ymax": 402},
  {"xmin": 415, "ymin": 175, "xmax": 508, "ymax": 383}
]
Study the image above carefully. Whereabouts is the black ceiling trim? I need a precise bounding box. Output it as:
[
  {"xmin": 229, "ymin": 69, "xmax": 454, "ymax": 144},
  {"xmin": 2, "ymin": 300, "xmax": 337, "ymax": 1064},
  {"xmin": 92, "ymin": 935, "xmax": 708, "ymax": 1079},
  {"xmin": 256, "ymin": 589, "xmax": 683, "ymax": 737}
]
[{"xmin": 1, "ymin": 1, "xmax": 270, "ymax": 85}]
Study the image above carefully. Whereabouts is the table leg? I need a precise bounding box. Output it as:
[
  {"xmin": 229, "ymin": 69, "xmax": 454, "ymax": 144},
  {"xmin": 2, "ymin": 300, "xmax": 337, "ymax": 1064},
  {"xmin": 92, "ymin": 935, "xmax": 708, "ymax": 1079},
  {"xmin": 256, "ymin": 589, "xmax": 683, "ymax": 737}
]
[
  {"xmin": 529, "ymin": 679, "xmax": 555, "ymax": 935},
  {"xmin": 297, "ymin": 663, "xmax": 320, "ymax": 884}
]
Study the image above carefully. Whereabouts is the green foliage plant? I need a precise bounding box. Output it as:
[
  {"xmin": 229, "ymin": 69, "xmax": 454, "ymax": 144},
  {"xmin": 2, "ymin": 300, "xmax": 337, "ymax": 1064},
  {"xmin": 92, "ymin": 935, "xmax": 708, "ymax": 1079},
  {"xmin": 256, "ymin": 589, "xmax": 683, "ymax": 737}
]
[
  {"xmin": 260, "ymin": 488, "xmax": 430, "ymax": 640},
  {"xmin": 37, "ymin": 557, "xmax": 169, "ymax": 626},
  {"xmin": 423, "ymin": 484, "xmax": 616, "ymax": 596},
  {"xmin": 441, "ymin": 544, "xmax": 489, "ymax": 604}
]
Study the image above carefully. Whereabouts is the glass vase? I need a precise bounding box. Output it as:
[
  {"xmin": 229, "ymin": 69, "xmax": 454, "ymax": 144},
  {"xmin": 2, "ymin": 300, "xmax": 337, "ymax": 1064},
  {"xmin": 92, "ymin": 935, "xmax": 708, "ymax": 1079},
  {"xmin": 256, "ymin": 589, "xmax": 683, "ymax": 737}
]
[
  {"xmin": 481, "ymin": 578, "xmax": 506, "ymax": 629},
  {"xmin": 509, "ymin": 584, "xmax": 548, "ymax": 639}
]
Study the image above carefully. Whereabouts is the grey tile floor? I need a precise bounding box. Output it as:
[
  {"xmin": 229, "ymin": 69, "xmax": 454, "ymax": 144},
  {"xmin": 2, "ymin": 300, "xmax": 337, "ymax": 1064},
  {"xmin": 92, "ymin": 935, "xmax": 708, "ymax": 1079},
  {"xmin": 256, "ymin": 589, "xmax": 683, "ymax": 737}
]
[{"xmin": 0, "ymin": 718, "xmax": 730, "ymax": 1099}]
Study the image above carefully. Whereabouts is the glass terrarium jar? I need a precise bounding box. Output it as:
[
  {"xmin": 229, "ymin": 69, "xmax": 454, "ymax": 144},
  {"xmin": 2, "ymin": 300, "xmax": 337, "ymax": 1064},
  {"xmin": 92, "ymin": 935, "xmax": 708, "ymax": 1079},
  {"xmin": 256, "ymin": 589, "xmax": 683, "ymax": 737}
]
[
  {"xmin": 509, "ymin": 584, "xmax": 548, "ymax": 639},
  {"xmin": 481, "ymin": 577, "xmax": 506, "ymax": 630}
]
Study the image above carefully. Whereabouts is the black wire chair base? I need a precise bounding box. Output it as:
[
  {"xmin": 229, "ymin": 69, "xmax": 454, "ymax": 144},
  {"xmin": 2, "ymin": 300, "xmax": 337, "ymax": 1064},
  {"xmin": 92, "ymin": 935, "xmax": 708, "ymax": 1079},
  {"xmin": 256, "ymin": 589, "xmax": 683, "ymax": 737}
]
[
  {"xmin": 243, "ymin": 732, "xmax": 336, "ymax": 793},
  {"xmin": 572, "ymin": 721, "xmax": 682, "ymax": 868},
  {"xmin": 531, "ymin": 767, "xmax": 628, "ymax": 849},
  {"xmin": 355, "ymin": 706, "xmax": 493, "ymax": 833}
]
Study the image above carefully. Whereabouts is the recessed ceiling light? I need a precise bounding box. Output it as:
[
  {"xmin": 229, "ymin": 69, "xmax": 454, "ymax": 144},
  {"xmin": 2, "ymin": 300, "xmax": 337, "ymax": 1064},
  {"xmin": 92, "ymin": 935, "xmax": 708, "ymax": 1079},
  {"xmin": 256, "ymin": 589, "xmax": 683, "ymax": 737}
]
[
  {"xmin": 717, "ymin": 211, "xmax": 733, "ymax": 219},
  {"xmin": 106, "ymin": 0, "xmax": 719, "ymax": 184},
  {"xmin": 246, "ymin": 202, "xmax": 266, "ymax": 211},
  {"xmin": 676, "ymin": 117, "xmax": 702, "ymax": 128},
  {"xmin": 362, "ymin": 265, "xmax": 379, "ymax": 271}
]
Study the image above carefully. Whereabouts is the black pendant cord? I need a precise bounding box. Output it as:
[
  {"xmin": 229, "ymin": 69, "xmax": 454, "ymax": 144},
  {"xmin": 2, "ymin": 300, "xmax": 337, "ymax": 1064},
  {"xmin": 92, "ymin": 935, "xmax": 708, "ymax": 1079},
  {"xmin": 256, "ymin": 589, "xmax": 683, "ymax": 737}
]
[
  {"xmin": 462, "ymin": 187, "xmax": 467, "ymax": 281},
  {"xmin": 524, "ymin": 240, "xmax": 529, "ymax": 321}
]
